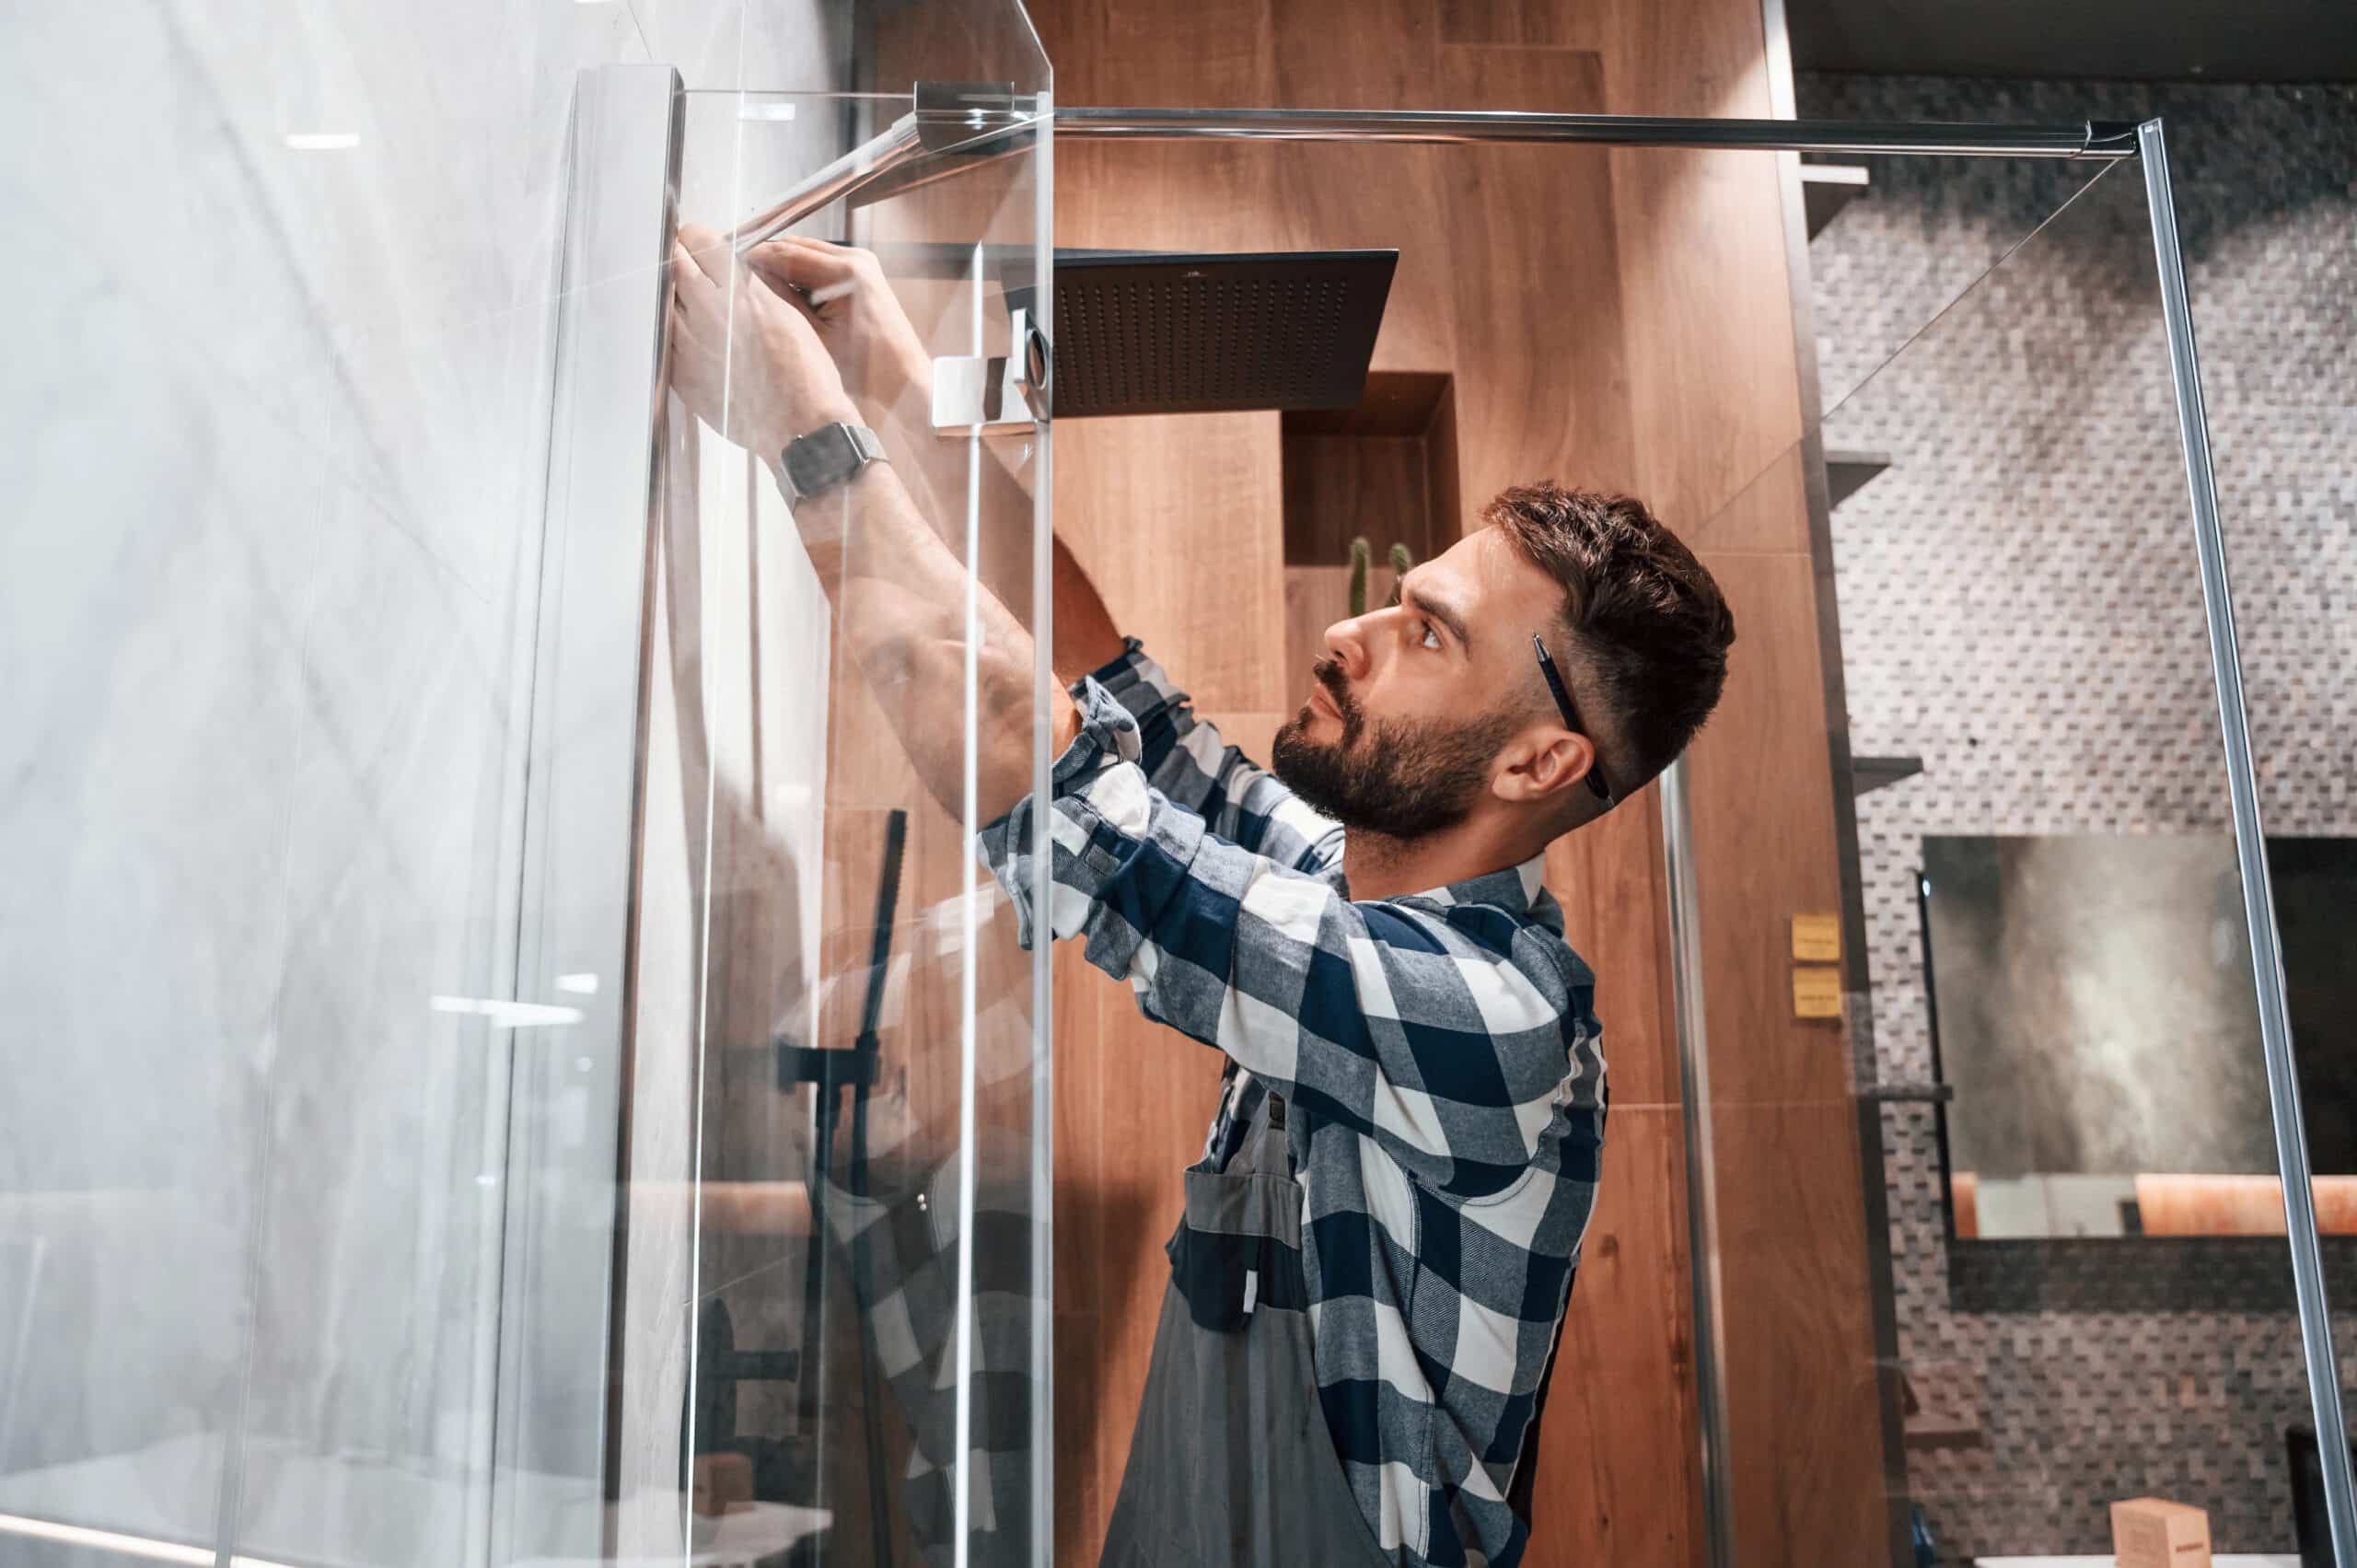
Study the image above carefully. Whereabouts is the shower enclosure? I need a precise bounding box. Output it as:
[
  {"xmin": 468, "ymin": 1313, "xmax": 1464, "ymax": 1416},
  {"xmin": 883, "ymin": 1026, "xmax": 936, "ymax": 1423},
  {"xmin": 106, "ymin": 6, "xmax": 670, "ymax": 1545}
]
[{"xmin": 1, "ymin": 0, "xmax": 2347, "ymax": 1563}]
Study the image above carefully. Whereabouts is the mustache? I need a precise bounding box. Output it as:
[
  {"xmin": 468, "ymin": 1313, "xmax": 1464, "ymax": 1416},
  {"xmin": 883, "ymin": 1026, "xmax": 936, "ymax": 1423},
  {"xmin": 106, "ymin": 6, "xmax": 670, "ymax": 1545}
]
[{"xmin": 1312, "ymin": 657, "xmax": 1357, "ymax": 724}]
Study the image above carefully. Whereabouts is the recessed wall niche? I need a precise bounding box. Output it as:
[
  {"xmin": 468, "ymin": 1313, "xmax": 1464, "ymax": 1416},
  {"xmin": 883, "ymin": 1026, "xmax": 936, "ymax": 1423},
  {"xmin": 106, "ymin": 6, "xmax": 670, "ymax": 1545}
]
[{"xmin": 1281, "ymin": 371, "xmax": 1461, "ymax": 683}]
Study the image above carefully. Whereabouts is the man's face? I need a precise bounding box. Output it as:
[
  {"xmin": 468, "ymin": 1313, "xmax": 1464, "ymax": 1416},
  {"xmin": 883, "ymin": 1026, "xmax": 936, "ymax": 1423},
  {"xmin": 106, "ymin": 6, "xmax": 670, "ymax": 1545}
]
[{"xmin": 1271, "ymin": 527, "xmax": 1567, "ymax": 841}]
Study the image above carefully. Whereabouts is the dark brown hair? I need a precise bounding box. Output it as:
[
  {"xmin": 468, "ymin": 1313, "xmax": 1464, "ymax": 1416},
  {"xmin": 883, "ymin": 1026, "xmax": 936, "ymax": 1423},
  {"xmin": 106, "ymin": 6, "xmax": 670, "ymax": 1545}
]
[{"xmin": 1485, "ymin": 482, "xmax": 1736, "ymax": 796}]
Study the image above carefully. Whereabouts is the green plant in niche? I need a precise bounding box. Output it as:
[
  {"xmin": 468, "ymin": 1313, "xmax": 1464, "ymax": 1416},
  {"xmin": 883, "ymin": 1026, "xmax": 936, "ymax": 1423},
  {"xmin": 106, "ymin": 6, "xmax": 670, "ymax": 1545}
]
[{"xmin": 1346, "ymin": 536, "xmax": 1418, "ymax": 618}]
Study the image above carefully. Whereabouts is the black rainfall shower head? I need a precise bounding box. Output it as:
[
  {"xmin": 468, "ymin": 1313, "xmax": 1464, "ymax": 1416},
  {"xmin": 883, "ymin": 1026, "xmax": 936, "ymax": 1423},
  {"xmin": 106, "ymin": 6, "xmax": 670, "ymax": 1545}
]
[{"xmin": 1004, "ymin": 249, "xmax": 1398, "ymax": 419}]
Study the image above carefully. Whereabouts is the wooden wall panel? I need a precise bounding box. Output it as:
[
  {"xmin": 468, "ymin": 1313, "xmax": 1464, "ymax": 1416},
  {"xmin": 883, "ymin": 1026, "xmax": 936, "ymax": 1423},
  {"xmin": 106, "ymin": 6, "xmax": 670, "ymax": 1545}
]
[
  {"xmin": 1683, "ymin": 550, "xmax": 1848, "ymax": 1107},
  {"xmin": 1440, "ymin": 0, "xmax": 1607, "ymax": 50},
  {"xmin": 1599, "ymin": 0, "xmax": 1808, "ymax": 528},
  {"xmin": 1021, "ymin": 2, "xmax": 1890, "ymax": 1565},
  {"xmin": 1707, "ymin": 1100, "xmax": 1888, "ymax": 1555},
  {"xmin": 1678, "ymin": 548, "xmax": 1887, "ymax": 1565},
  {"xmin": 1680, "ymin": 436, "xmax": 1814, "ymax": 556},
  {"xmin": 1538, "ymin": 1108, "xmax": 1703, "ymax": 1567},
  {"xmin": 1434, "ymin": 47, "xmax": 1640, "ymax": 505},
  {"xmin": 1608, "ymin": 143, "xmax": 1809, "ymax": 526},
  {"xmin": 1546, "ymin": 777, "xmax": 1679, "ymax": 1110},
  {"xmin": 1052, "ymin": 413, "xmax": 1289, "ymax": 714}
]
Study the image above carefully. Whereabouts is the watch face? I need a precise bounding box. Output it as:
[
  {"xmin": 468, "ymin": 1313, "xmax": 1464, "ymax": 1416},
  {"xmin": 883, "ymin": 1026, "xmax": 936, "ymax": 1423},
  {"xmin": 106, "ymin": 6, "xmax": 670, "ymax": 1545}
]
[{"xmin": 784, "ymin": 424, "xmax": 853, "ymax": 501}]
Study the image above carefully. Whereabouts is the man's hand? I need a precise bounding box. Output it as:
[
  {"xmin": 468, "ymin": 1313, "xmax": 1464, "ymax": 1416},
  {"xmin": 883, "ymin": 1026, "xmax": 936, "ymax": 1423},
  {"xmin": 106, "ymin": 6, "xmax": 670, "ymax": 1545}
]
[
  {"xmin": 744, "ymin": 238, "xmax": 934, "ymax": 426},
  {"xmin": 668, "ymin": 222, "xmax": 858, "ymax": 458},
  {"xmin": 668, "ymin": 222, "xmax": 1071, "ymax": 829}
]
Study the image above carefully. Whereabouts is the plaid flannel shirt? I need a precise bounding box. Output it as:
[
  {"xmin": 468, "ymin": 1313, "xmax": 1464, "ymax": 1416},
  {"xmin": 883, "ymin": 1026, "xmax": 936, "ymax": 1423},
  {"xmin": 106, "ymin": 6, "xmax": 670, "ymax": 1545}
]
[{"xmin": 980, "ymin": 641, "xmax": 1608, "ymax": 1568}]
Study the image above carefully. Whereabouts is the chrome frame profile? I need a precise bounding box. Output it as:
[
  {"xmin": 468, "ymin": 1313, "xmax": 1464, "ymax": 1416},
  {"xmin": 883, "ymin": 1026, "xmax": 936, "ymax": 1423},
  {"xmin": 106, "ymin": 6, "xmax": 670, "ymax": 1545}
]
[
  {"xmin": 504, "ymin": 61, "xmax": 684, "ymax": 1564},
  {"xmin": 2142, "ymin": 117, "xmax": 2355, "ymax": 1568},
  {"xmin": 1660, "ymin": 759, "xmax": 1736, "ymax": 1568},
  {"xmin": 1025, "ymin": 84, "xmax": 1059, "ymax": 1568}
]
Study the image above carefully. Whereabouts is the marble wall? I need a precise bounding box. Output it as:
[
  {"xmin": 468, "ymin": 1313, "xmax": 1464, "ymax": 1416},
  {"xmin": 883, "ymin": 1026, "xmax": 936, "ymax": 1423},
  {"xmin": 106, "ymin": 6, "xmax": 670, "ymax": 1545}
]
[{"xmin": 0, "ymin": 1, "xmax": 852, "ymax": 1562}]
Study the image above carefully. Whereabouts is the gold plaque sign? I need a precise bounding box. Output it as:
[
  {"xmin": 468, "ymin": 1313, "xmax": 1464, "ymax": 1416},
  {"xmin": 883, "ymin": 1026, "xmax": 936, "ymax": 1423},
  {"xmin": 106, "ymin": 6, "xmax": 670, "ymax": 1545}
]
[
  {"xmin": 1791, "ymin": 912, "xmax": 1842, "ymax": 963},
  {"xmin": 1792, "ymin": 966, "xmax": 1843, "ymax": 1020}
]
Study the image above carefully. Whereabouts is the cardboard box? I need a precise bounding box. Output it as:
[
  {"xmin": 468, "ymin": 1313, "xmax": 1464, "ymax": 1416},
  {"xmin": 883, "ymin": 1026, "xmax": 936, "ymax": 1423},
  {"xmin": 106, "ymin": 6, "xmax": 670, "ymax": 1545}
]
[
  {"xmin": 2110, "ymin": 1496, "xmax": 2211, "ymax": 1568},
  {"xmin": 692, "ymin": 1452, "xmax": 755, "ymax": 1518}
]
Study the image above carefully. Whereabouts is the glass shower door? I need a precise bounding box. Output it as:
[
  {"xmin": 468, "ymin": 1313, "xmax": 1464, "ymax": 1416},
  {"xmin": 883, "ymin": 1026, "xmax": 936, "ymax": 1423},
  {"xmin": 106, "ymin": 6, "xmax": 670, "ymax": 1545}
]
[
  {"xmin": 1666, "ymin": 145, "xmax": 2351, "ymax": 1564},
  {"xmin": 502, "ymin": 16, "xmax": 1052, "ymax": 1567}
]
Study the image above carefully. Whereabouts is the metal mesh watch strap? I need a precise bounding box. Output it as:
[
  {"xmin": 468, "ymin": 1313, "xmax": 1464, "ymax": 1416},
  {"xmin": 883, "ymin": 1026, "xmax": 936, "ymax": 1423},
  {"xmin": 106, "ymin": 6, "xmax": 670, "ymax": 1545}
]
[{"xmin": 780, "ymin": 421, "xmax": 888, "ymax": 508}]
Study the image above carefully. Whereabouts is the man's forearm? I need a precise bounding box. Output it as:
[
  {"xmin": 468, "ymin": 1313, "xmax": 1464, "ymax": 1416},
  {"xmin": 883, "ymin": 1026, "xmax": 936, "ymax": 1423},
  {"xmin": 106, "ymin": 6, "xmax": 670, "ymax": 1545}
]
[
  {"xmin": 863, "ymin": 395, "xmax": 1044, "ymax": 640},
  {"xmin": 858, "ymin": 374, "xmax": 1122, "ymax": 689},
  {"xmin": 781, "ymin": 453, "xmax": 1074, "ymax": 827}
]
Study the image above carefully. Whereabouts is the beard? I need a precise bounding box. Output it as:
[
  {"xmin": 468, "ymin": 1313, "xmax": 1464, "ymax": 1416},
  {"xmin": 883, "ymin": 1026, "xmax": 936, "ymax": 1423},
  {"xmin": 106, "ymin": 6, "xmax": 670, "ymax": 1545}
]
[{"xmin": 1270, "ymin": 659, "xmax": 1517, "ymax": 842}]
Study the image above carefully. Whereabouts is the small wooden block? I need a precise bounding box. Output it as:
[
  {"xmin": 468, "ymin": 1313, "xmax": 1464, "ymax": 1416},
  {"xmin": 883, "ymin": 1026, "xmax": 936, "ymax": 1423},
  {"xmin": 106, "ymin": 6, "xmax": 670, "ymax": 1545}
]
[
  {"xmin": 1791, "ymin": 966, "xmax": 1842, "ymax": 1020},
  {"xmin": 692, "ymin": 1452, "xmax": 756, "ymax": 1519},
  {"xmin": 1790, "ymin": 912, "xmax": 1841, "ymax": 962},
  {"xmin": 2110, "ymin": 1496, "xmax": 2211, "ymax": 1568}
]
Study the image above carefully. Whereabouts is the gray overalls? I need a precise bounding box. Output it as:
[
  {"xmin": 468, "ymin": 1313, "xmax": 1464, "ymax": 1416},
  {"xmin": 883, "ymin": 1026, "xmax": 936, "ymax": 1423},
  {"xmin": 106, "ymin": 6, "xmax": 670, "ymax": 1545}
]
[{"xmin": 1099, "ymin": 1077, "xmax": 1396, "ymax": 1567}]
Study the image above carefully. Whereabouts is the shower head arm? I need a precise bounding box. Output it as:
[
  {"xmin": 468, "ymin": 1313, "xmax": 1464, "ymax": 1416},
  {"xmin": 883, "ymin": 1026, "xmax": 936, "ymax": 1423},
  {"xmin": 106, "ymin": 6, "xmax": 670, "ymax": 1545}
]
[{"xmin": 732, "ymin": 84, "xmax": 1046, "ymax": 252}]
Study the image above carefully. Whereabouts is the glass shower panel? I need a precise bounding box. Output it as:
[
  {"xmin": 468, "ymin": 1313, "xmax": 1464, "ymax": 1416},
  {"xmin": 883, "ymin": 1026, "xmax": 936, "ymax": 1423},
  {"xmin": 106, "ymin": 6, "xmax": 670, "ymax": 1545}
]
[
  {"xmin": 1679, "ymin": 157, "xmax": 2324, "ymax": 1564},
  {"xmin": 0, "ymin": 5, "xmax": 1053, "ymax": 1544},
  {"xmin": 564, "ymin": 64, "xmax": 1051, "ymax": 1568}
]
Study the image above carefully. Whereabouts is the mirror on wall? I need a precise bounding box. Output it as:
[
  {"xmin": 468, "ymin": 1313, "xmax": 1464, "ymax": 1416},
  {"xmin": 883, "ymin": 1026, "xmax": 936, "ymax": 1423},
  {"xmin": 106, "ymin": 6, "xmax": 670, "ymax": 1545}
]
[{"xmin": 1921, "ymin": 832, "xmax": 2357, "ymax": 1239}]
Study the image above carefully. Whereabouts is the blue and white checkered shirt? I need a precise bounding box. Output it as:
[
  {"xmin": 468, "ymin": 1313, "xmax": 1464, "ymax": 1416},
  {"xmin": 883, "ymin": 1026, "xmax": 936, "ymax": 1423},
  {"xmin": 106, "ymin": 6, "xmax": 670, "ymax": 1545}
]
[{"xmin": 981, "ymin": 641, "xmax": 1607, "ymax": 1568}]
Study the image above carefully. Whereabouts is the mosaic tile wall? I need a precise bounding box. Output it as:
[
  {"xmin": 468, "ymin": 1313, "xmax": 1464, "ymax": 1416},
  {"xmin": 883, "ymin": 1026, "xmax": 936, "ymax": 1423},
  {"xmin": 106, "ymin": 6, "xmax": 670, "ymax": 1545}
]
[{"xmin": 1795, "ymin": 74, "xmax": 2357, "ymax": 1562}]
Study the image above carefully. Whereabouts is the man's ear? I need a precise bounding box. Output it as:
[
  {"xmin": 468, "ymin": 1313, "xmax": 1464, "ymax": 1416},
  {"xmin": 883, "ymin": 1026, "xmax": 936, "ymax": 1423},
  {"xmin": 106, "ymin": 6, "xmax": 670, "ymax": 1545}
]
[{"xmin": 1492, "ymin": 729, "xmax": 1594, "ymax": 804}]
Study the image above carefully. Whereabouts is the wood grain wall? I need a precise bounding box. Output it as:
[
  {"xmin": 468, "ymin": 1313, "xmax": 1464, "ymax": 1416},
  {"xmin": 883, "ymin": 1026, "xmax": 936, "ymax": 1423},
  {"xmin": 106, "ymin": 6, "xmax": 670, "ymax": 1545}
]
[{"xmin": 1022, "ymin": 0, "xmax": 1893, "ymax": 1563}]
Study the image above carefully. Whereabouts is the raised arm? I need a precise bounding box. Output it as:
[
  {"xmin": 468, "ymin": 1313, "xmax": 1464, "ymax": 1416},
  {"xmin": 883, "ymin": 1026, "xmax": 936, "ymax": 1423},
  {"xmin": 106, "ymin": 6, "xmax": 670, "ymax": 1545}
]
[
  {"xmin": 1052, "ymin": 537, "xmax": 1342, "ymax": 871},
  {"xmin": 668, "ymin": 225, "xmax": 1069, "ymax": 827}
]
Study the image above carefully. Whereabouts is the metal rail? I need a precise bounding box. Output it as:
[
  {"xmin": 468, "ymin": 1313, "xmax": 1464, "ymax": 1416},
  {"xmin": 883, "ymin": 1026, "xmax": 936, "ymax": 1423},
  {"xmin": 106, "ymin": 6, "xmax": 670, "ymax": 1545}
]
[
  {"xmin": 732, "ymin": 99, "xmax": 2139, "ymax": 251},
  {"xmin": 1057, "ymin": 105, "xmax": 2138, "ymax": 157}
]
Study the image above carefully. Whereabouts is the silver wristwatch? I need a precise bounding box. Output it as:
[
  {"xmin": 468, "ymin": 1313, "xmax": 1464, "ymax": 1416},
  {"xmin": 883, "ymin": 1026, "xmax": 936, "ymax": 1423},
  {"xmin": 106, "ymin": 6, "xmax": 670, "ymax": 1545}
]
[{"xmin": 779, "ymin": 421, "xmax": 888, "ymax": 509}]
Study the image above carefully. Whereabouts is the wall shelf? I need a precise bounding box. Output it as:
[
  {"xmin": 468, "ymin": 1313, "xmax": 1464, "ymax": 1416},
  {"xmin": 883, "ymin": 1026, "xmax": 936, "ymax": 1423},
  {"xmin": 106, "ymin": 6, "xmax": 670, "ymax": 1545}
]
[
  {"xmin": 1852, "ymin": 754, "xmax": 1923, "ymax": 796},
  {"xmin": 1827, "ymin": 448, "xmax": 1893, "ymax": 510},
  {"xmin": 1283, "ymin": 371, "xmax": 1461, "ymax": 681},
  {"xmin": 1803, "ymin": 162, "xmax": 1872, "ymax": 238}
]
